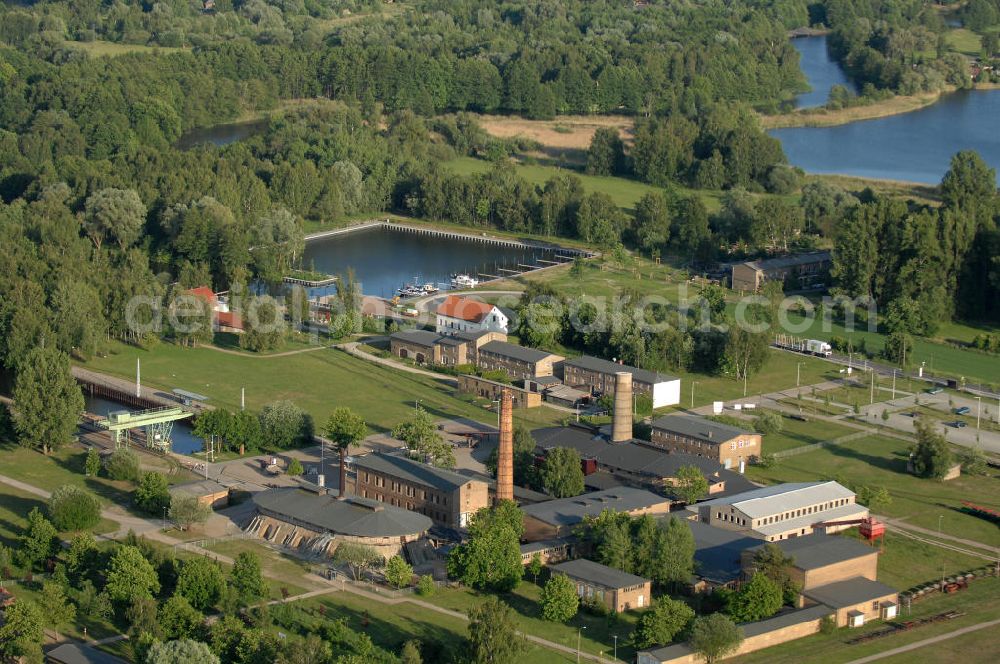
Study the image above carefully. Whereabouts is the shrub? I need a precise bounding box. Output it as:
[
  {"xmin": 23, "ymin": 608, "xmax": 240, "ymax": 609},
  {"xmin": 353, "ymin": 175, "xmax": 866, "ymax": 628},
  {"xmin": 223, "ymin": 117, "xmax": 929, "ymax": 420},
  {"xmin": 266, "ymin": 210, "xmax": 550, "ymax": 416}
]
[
  {"xmin": 48, "ymin": 485, "xmax": 101, "ymax": 531},
  {"xmin": 752, "ymin": 410, "xmax": 783, "ymax": 435},
  {"xmin": 286, "ymin": 458, "xmax": 304, "ymax": 476},
  {"xmin": 819, "ymin": 614, "xmax": 837, "ymax": 634},
  {"xmin": 416, "ymin": 574, "xmax": 436, "ymax": 597},
  {"xmin": 104, "ymin": 448, "xmax": 141, "ymax": 482}
]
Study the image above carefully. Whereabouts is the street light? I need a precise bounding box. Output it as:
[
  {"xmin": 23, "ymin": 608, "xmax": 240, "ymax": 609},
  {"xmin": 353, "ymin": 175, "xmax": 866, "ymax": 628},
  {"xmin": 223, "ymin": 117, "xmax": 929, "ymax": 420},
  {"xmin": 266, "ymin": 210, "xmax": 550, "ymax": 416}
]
[
  {"xmin": 613, "ymin": 634, "xmax": 618, "ymax": 661},
  {"xmin": 796, "ymin": 361, "xmax": 803, "ymax": 388},
  {"xmin": 975, "ymin": 396, "xmax": 982, "ymax": 430},
  {"xmin": 690, "ymin": 381, "xmax": 697, "ymax": 409},
  {"xmin": 162, "ymin": 506, "xmax": 167, "ymax": 530},
  {"xmin": 577, "ymin": 626, "xmax": 587, "ymax": 664}
]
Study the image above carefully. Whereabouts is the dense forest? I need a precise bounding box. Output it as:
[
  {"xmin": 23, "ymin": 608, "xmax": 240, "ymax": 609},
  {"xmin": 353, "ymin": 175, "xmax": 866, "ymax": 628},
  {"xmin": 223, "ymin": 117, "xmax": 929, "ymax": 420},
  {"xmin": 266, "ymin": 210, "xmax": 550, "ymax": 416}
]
[{"xmin": 0, "ymin": 0, "xmax": 997, "ymax": 387}]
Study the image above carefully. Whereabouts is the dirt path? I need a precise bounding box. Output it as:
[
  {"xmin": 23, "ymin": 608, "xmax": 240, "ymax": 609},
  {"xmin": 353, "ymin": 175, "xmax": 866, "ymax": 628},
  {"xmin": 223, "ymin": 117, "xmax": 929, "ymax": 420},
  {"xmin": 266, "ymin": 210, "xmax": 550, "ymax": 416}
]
[
  {"xmin": 337, "ymin": 342, "xmax": 458, "ymax": 385},
  {"xmin": 844, "ymin": 617, "xmax": 1000, "ymax": 663}
]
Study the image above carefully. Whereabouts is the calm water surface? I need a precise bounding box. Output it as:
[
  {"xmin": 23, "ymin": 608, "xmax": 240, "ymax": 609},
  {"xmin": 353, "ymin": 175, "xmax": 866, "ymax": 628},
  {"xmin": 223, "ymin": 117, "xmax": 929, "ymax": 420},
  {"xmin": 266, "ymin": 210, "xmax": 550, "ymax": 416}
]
[
  {"xmin": 175, "ymin": 120, "xmax": 268, "ymax": 149},
  {"xmin": 85, "ymin": 395, "xmax": 204, "ymax": 455},
  {"xmin": 775, "ymin": 36, "xmax": 1000, "ymax": 184},
  {"xmin": 301, "ymin": 226, "xmax": 562, "ymax": 298},
  {"xmin": 792, "ymin": 35, "xmax": 856, "ymax": 108}
]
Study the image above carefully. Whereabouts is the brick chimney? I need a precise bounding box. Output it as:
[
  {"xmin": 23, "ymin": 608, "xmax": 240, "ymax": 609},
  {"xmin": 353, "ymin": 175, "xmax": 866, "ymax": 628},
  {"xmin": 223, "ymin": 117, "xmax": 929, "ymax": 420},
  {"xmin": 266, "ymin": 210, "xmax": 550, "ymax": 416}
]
[
  {"xmin": 611, "ymin": 371, "xmax": 633, "ymax": 443},
  {"xmin": 495, "ymin": 388, "xmax": 514, "ymax": 504}
]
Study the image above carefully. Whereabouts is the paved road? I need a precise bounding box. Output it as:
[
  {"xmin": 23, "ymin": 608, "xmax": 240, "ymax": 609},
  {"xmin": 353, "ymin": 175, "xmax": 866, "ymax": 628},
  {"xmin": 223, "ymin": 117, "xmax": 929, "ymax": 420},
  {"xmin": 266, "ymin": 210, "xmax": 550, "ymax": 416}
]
[
  {"xmin": 844, "ymin": 617, "xmax": 1000, "ymax": 663},
  {"xmin": 857, "ymin": 393, "xmax": 1000, "ymax": 455}
]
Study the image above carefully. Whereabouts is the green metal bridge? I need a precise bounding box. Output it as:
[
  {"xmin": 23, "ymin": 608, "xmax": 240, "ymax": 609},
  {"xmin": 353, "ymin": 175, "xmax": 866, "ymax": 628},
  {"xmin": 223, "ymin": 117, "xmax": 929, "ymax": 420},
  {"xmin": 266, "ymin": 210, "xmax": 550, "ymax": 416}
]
[{"xmin": 96, "ymin": 406, "xmax": 194, "ymax": 452}]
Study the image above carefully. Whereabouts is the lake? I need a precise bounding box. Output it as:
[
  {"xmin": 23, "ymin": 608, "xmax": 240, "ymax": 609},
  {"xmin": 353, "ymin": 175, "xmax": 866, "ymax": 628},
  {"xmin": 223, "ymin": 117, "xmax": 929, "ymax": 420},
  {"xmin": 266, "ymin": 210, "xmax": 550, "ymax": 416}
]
[
  {"xmin": 85, "ymin": 395, "xmax": 204, "ymax": 456},
  {"xmin": 301, "ymin": 226, "xmax": 565, "ymax": 298},
  {"xmin": 791, "ymin": 35, "xmax": 855, "ymax": 108},
  {"xmin": 175, "ymin": 119, "xmax": 268, "ymax": 150},
  {"xmin": 774, "ymin": 36, "xmax": 1000, "ymax": 184}
]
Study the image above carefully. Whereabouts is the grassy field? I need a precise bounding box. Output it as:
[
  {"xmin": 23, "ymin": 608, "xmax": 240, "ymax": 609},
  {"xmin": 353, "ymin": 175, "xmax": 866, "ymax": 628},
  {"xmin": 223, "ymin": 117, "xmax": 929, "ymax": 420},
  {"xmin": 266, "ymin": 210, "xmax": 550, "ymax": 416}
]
[
  {"xmin": 445, "ymin": 156, "xmax": 727, "ymax": 213},
  {"xmin": 303, "ymin": 591, "xmax": 583, "ymax": 663},
  {"xmin": 66, "ymin": 40, "xmax": 190, "ymax": 57},
  {"xmin": 205, "ymin": 538, "xmax": 316, "ymax": 594},
  {"xmin": 419, "ymin": 581, "xmax": 640, "ymax": 661},
  {"xmin": 760, "ymin": 89, "xmax": 948, "ymax": 129},
  {"xmin": 757, "ymin": 413, "xmax": 858, "ymax": 454},
  {"xmin": 877, "ymin": 620, "xmax": 999, "ymax": 664},
  {"xmin": 747, "ymin": 433, "xmax": 1000, "ymax": 549},
  {"xmin": 944, "ymin": 28, "xmax": 983, "ymax": 56},
  {"xmin": 733, "ymin": 577, "xmax": 1000, "ymax": 663},
  {"xmin": 779, "ymin": 310, "xmax": 1000, "ymax": 386},
  {"xmin": 80, "ymin": 340, "xmax": 564, "ymax": 431},
  {"xmin": 862, "ymin": 530, "xmax": 988, "ymax": 590}
]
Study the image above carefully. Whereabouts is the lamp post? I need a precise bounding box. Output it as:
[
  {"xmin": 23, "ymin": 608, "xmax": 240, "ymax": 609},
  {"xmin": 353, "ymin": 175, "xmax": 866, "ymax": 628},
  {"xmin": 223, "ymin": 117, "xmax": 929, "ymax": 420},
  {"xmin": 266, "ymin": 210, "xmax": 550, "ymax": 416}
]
[
  {"xmin": 162, "ymin": 506, "xmax": 167, "ymax": 530},
  {"xmin": 891, "ymin": 369, "xmax": 897, "ymax": 401},
  {"xmin": 939, "ymin": 515, "xmax": 945, "ymax": 589},
  {"xmin": 975, "ymin": 396, "xmax": 982, "ymax": 430},
  {"xmin": 796, "ymin": 361, "xmax": 803, "ymax": 388},
  {"xmin": 613, "ymin": 634, "xmax": 618, "ymax": 661},
  {"xmin": 690, "ymin": 381, "xmax": 697, "ymax": 409},
  {"xmin": 577, "ymin": 626, "xmax": 587, "ymax": 664}
]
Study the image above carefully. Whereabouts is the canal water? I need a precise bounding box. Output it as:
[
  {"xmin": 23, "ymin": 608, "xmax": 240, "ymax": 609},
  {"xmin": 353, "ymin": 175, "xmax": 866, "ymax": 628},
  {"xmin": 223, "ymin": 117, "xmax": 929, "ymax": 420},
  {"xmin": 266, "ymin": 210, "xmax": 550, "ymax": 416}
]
[
  {"xmin": 301, "ymin": 225, "xmax": 565, "ymax": 298},
  {"xmin": 792, "ymin": 35, "xmax": 856, "ymax": 108},
  {"xmin": 85, "ymin": 395, "xmax": 204, "ymax": 456},
  {"xmin": 175, "ymin": 119, "xmax": 268, "ymax": 150},
  {"xmin": 773, "ymin": 36, "xmax": 1000, "ymax": 184}
]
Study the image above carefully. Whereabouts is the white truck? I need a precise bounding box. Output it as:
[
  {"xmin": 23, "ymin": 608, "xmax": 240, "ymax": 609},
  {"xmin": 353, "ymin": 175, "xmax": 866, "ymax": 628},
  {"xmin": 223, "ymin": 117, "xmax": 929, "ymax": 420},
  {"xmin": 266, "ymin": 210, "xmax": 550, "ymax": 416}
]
[{"xmin": 806, "ymin": 339, "xmax": 833, "ymax": 357}]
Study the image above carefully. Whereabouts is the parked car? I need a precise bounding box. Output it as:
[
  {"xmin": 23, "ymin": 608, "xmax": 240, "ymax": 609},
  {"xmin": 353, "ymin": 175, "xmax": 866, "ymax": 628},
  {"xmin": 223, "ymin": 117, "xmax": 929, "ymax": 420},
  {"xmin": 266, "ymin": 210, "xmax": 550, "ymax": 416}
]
[
  {"xmin": 926, "ymin": 387, "xmax": 943, "ymax": 395},
  {"xmin": 951, "ymin": 421, "xmax": 967, "ymax": 428},
  {"xmin": 954, "ymin": 406, "xmax": 971, "ymax": 415}
]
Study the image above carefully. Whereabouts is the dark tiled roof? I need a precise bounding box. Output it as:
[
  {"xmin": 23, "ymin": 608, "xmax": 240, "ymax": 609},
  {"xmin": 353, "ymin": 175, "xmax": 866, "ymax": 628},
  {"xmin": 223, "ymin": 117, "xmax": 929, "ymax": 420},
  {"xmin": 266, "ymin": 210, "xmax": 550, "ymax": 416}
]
[
  {"xmin": 452, "ymin": 468, "xmax": 551, "ymax": 504},
  {"xmin": 479, "ymin": 340, "xmax": 558, "ymax": 364},
  {"xmin": 742, "ymin": 251, "xmax": 832, "ymax": 272},
  {"xmin": 562, "ymin": 355, "xmax": 678, "ymax": 385},
  {"xmin": 353, "ymin": 453, "xmax": 479, "ymax": 492},
  {"xmin": 687, "ymin": 520, "xmax": 760, "ymax": 584},
  {"xmin": 46, "ymin": 644, "xmax": 128, "ymax": 664},
  {"xmin": 552, "ymin": 558, "xmax": 649, "ymax": 589},
  {"xmin": 390, "ymin": 329, "xmax": 441, "ymax": 347},
  {"xmin": 252, "ymin": 488, "xmax": 432, "ymax": 537},
  {"xmin": 802, "ymin": 577, "xmax": 897, "ymax": 608},
  {"xmin": 748, "ymin": 533, "xmax": 877, "ymax": 571},
  {"xmin": 521, "ymin": 486, "xmax": 668, "ymax": 527},
  {"xmin": 650, "ymin": 414, "xmax": 753, "ymax": 445},
  {"xmin": 454, "ymin": 329, "xmax": 496, "ymax": 342},
  {"xmin": 534, "ymin": 426, "xmax": 716, "ymax": 477}
]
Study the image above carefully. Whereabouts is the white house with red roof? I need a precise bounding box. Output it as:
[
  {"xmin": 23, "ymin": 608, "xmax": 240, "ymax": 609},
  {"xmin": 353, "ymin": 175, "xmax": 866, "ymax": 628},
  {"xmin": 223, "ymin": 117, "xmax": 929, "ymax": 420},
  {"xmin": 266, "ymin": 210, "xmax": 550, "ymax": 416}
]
[
  {"xmin": 435, "ymin": 294, "xmax": 508, "ymax": 335},
  {"xmin": 184, "ymin": 286, "xmax": 244, "ymax": 332}
]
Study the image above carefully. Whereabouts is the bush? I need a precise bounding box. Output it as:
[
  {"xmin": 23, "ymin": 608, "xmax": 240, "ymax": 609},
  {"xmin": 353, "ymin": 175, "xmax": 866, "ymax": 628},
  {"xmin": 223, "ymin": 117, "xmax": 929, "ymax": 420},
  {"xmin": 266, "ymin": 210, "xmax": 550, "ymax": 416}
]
[
  {"xmin": 48, "ymin": 485, "xmax": 101, "ymax": 531},
  {"xmin": 104, "ymin": 448, "xmax": 141, "ymax": 482},
  {"xmin": 416, "ymin": 574, "xmax": 436, "ymax": 597},
  {"xmin": 752, "ymin": 410, "xmax": 783, "ymax": 435},
  {"xmin": 819, "ymin": 614, "xmax": 837, "ymax": 634},
  {"xmin": 286, "ymin": 458, "xmax": 304, "ymax": 476}
]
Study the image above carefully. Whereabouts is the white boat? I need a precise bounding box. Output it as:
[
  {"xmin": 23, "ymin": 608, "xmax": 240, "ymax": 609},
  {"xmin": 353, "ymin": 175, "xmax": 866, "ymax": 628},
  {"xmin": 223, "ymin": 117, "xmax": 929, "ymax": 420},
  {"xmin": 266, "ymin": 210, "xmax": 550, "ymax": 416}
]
[
  {"xmin": 422, "ymin": 283, "xmax": 440, "ymax": 294},
  {"xmin": 451, "ymin": 274, "xmax": 479, "ymax": 288}
]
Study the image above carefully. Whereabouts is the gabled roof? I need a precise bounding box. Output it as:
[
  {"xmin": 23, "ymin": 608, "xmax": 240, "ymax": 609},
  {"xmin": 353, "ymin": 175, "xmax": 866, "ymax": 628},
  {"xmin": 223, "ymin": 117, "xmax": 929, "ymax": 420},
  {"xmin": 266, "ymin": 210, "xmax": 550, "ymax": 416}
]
[
  {"xmin": 184, "ymin": 286, "xmax": 216, "ymax": 302},
  {"xmin": 562, "ymin": 355, "xmax": 678, "ymax": 385},
  {"xmin": 741, "ymin": 251, "xmax": 832, "ymax": 273},
  {"xmin": 436, "ymin": 295, "xmax": 496, "ymax": 323},
  {"xmin": 552, "ymin": 558, "xmax": 648, "ymax": 589},
  {"xmin": 688, "ymin": 520, "xmax": 760, "ymax": 584},
  {"xmin": 802, "ymin": 577, "xmax": 897, "ymax": 608},
  {"xmin": 650, "ymin": 414, "xmax": 754, "ymax": 445},
  {"xmin": 479, "ymin": 340, "xmax": 558, "ymax": 364},
  {"xmin": 353, "ymin": 453, "xmax": 480, "ymax": 493},
  {"xmin": 46, "ymin": 644, "xmax": 128, "ymax": 664},
  {"xmin": 746, "ymin": 533, "xmax": 877, "ymax": 570},
  {"xmin": 694, "ymin": 481, "xmax": 856, "ymax": 519},
  {"xmin": 532, "ymin": 425, "xmax": 758, "ymax": 498},
  {"xmin": 521, "ymin": 486, "xmax": 668, "ymax": 527},
  {"xmin": 252, "ymin": 488, "xmax": 432, "ymax": 537},
  {"xmin": 390, "ymin": 329, "xmax": 442, "ymax": 348}
]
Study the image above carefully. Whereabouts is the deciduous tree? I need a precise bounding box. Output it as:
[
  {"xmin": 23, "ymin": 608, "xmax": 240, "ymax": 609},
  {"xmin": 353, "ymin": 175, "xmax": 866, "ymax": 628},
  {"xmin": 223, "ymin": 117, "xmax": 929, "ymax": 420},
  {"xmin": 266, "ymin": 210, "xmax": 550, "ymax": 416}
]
[
  {"xmin": 540, "ymin": 573, "xmax": 578, "ymax": 622},
  {"xmin": 672, "ymin": 465, "xmax": 709, "ymax": 505},
  {"xmin": 325, "ymin": 407, "xmax": 368, "ymax": 497},
  {"xmin": 631, "ymin": 597, "xmax": 695, "ymax": 648},
  {"xmin": 392, "ymin": 406, "xmax": 454, "ymax": 468},
  {"xmin": 541, "ymin": 447, "xmax": 584, "ymax": 498},
  {"xmin": 689, "ymin": 614, "xmax": 743, "ymax": 664},
  {"xmin": 384, "ymin": 555, "xmax": 414, "ymax": 589},
  {"xmin": 467, "ymin": 597, "xmax": 525, "ymax": 664},
  {"xmin": 12, "ymin": 345, "xmax": 84, "ymax": 454},
  {"xmin": 105, "ymin": 545, "xmax": 160, "ymax": 603},
  {"xmin": 727, "ymin": 573, "xmax": 783, "ymax": 623},
  {"xmin": 48, "ymin": 484, "xmax": 101, "ymax": 531}
]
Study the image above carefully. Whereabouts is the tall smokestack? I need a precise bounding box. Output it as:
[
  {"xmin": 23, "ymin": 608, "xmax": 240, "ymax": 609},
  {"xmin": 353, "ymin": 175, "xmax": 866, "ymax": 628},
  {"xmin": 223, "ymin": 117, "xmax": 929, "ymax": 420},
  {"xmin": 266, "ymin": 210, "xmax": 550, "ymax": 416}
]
[
  {"xmin": 612, "ymin": 371, "xmax": 633, "ymax": 443},
  {"xmin": 496, "ymin": 389, "xmax": 514, "ymax": 504}
]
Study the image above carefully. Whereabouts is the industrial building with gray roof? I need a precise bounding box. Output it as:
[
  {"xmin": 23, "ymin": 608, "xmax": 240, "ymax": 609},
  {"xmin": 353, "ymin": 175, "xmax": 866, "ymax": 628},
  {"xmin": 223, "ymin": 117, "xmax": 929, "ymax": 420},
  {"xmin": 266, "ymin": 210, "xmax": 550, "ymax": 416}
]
[
  {"xmin": 552, "ymin": 558, "xmax": 649, "ymax": 590},
  {"xmin": 252, "ymin": 488, "xmax": 432, "ymax": 538},
  {"xmin": 352, "ymin": 453, "xmax": 475, "ymax": 493}
]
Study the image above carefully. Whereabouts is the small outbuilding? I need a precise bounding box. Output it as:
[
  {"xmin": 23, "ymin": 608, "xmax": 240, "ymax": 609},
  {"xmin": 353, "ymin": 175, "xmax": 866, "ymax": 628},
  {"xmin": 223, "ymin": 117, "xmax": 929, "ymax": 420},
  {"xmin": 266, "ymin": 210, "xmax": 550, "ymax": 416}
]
[{"xmin": 551, "ymin": 558, "xmax": 651, "ymax": 612}]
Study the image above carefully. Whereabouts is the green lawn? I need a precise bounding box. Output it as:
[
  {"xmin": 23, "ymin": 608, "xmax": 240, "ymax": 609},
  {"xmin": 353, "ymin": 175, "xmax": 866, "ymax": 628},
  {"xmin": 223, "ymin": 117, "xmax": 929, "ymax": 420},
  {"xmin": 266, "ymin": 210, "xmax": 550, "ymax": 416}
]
[
  {"xmin": 861, "ymin": 529, "xmax": 987, "ymax": 591},
  {"xmin": 733, "ymin": 577, "xmax": 1000, "ymax": 664},
  {"xmin": 420, "ymin": 581, "xmax": 640, "ymax": 661},
  {"xmin": 747, "ymin": 434, "xmax": 1000, "ymax": 549},
  {"xmin": 446, "ymin": 156, "xmax": 727, "ymax": 213},
  {"xmin": 80, "ymin": 341, "xmax": 564, "ymax": 432},
  {"xmin": 758, "ymin": 413, "xmax": 858, "ymax": 454},
  {"xmin": 304, "ymin": 591, "xmax": 580, "ymax": 663},
  {"xmin": 780, "ymin": 310, "xmax": 1000, "ymax": 386},
  {"xmin": 878, "ymin": 619, "xmax": 999, "ymax": 664},
  {"xmin": 205, "ymin": 538, "xmax": 316, "ymax": 594},
  {"xmin": 944, "ymin": 28, "xmax": 983, "ymax": 56}
]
